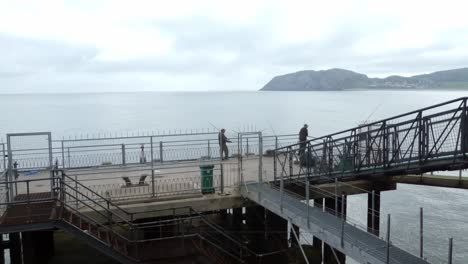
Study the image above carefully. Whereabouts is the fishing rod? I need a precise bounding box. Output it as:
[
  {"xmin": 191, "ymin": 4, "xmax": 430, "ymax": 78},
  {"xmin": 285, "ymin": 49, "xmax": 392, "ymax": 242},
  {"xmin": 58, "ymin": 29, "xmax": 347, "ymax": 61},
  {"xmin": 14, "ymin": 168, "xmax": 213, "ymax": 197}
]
[{"xmin": 363, "ymin": 101, "xmax": 384, "ymax": 124}]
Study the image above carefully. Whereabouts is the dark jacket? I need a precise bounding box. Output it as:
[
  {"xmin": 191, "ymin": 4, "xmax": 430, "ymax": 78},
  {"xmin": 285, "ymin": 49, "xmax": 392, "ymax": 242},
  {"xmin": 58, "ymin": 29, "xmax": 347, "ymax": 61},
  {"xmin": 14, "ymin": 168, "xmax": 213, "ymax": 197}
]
[
  {"xmin": 299, "ymin": 127, "xmax": 308, "ymax": 142},
  {"xmin": 218, "ymin": 132, "xmax": 230, "ymax": 145}
]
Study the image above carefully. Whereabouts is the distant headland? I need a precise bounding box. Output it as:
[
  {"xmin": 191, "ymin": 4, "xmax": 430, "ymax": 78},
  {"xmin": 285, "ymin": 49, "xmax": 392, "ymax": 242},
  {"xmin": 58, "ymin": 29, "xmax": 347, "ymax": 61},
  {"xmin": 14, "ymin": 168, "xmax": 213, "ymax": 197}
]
[{"xmin": 260, "ymin": 68, "xmax": 468, "ymax": 91}]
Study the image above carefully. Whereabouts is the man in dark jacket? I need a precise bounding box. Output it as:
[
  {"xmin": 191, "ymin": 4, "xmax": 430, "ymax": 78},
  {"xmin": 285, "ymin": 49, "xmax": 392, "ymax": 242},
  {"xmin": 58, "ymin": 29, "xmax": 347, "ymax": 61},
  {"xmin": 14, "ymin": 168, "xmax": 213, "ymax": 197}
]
[
  {"xmin": 218, "ymin": 129, "xmax": 232, "ymax": 160},
  {"xmin": 299, "ymin": 124, "xmax": 308, "ymax": 156}
]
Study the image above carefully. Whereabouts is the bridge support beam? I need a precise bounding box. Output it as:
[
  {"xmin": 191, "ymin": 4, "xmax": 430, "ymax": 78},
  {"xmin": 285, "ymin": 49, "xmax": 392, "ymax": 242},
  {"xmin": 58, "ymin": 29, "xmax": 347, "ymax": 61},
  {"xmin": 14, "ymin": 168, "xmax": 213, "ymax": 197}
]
[
  {"xmin": 324, "ymin": 196, "xmax": 346, "ymax": 264},
  {"xmin": 367, "ymin": 190, "xmax": 381, "ymax": 236},
  {"xmin": 289, "ymin": 224, "xmax": 300, "ymax": 247}
]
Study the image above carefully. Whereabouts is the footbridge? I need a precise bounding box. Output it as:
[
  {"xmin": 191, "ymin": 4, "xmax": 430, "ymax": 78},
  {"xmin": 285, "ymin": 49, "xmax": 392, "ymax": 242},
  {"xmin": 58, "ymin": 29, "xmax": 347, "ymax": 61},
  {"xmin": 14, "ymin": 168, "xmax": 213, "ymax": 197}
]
[{"xmin": 0, "ymin": 97, "xmax": 467, "ymax": 263}]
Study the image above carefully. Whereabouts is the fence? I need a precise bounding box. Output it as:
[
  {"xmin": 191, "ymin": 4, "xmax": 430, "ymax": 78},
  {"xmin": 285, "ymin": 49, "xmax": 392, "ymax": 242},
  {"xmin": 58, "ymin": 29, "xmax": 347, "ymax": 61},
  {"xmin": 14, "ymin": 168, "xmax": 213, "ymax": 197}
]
[
  {"xmin": 4, "ymin": 132, "xmax": 296, "ymax": 171},
  {"xmin": 63, "ymin": 161, "xmax": 240, "ymax": 204}
]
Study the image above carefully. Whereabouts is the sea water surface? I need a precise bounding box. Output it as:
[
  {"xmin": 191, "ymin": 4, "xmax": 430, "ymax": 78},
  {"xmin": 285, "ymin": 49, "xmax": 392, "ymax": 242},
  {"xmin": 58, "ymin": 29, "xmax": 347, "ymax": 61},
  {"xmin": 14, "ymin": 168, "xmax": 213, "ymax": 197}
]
[{"xmin": 0, "ymin": 90, "xmax": 467, "ymax": 263}]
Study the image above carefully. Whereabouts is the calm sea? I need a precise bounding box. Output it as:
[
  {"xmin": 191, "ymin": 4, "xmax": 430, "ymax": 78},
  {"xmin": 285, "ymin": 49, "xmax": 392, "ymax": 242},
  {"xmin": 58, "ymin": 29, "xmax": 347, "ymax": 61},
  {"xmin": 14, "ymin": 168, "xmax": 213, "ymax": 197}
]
[{"xmin": 0, "ymin": 90, "xmax": 467, "ymax": 263}]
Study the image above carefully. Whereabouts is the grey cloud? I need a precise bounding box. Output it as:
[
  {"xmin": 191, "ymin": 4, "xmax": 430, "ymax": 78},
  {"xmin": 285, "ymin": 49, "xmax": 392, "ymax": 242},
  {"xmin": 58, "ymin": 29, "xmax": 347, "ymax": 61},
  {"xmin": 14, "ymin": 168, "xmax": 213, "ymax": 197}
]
[
  {"xmin": 1, "ymin": 15, "xmax": 468, "ymax": 93},
  {"xmin": 0, "ymin": 33, "xmax": 98, "ymax": 77}
]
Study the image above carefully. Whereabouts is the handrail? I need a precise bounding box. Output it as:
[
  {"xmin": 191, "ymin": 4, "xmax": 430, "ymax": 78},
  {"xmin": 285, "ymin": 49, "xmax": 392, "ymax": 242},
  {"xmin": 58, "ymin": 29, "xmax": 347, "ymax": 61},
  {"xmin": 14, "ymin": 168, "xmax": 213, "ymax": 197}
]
[
  {"xmin": 61, "ymin": 202, "xmax": 131, "ymax": 243},
  {"xmin": 277, "ymin": 97, "xmax": 468, "ymax": 151},
  {"xmin": 61, "ymin": 181, "xmax": 132, "ymax": 226},
  {"xmin": 60, "ymin": 172, "xmax": 133, "ymax": 219}
]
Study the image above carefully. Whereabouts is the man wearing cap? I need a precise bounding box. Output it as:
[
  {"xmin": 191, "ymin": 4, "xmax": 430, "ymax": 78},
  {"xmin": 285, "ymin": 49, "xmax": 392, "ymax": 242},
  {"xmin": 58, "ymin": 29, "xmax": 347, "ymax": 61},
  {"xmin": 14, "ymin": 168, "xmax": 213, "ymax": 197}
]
[
  {"xmin": 218, "ymin": 129, "xmax": 232, "ymax": 160},
  {"xmin": 299, "ymin": 124, "xmax": 308, "ymax": 157}
]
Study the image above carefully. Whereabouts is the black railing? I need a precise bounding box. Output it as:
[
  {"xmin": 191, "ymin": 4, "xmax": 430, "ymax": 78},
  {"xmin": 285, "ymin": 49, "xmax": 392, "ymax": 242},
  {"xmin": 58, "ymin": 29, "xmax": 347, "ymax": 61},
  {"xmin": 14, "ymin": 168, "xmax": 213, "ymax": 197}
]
[{"xmin": 274, "ymin": 97, "xmax": 468, "ymax": 182}]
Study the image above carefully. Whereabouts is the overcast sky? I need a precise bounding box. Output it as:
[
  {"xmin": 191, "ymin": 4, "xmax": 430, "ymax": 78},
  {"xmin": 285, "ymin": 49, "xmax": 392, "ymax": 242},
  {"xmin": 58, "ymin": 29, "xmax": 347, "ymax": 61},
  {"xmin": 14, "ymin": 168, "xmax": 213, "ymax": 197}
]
[{"xmin": 1, "ymin": 0, "xmax": 467, "ymax": 93}]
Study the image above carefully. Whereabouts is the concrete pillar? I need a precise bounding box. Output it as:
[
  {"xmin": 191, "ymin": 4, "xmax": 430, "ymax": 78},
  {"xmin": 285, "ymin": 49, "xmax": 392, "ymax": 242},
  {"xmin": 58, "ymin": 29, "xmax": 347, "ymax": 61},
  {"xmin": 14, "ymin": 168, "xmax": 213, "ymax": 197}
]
[
  {"xmin": 9, "ymin": 233, "xmax": 21, "ymax": 264},
  {"xmin": 323, "ymin": 195, "xmax": 346, "ymax": 264},
  {"xmin": 367, "ymin": 190, "xmax": 381, "ymax": 236}
]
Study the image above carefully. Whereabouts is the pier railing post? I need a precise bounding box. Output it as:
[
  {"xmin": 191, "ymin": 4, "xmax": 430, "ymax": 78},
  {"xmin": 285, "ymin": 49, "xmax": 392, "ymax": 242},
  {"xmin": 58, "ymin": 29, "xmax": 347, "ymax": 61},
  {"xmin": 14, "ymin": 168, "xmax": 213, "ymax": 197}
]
[
  {"xmin": 420, "ymin": 207, "xmax": 423, "ymax": 258},
  {"xmin": 75, "ymin": 175, "xmax": 79, "ymax": 209},
  {"xmin": 382, "ymin": 120, "xmax": 388, "ymax": 167},
  {"xmin": 258, "ymin": 132, "xmax": 263, "ymax": 183},
  {"xmin": 280, "ymin": 149, "xmax": 285, "ymax": 212},
  {"xmin": 67, "ymin": 147, "xmax": 71, "ymax": 168},
  {"xmin": 220, "ymin": 163, "xmax": 224, "ymax": 193},
  {"xmin": 334, "ymin": 177, "xmax": 338, "ymax": 216},
  {"xmin": 61, "ymin": 141, "xmax": 65, "ymax": 169},
  {"xmin": 341, "ymin": 193, "xmax": 345, "ymax": 248},
  {"xmin": 274, "ymin": 136, "xmax": 278, "ymax": 182},
  {"xmin": 371, "ymin": 190, "xmax": 375, "ymax": 234},
  {"xmin": 246, "ymin": 138, "xmax": 249, "ymax": 157},
  {"xmin": 289, "ymin": 146, "xmax": 293, "ymax": 180},
  {"xmin": 150, "ymin": 136, "xmax": 155, "ymax": 197},
  {"xmin": 461, "ymin": 98, "xmax": 467, "ymax": 159},
  {"xmin": 207, "ymin": 140, "xmax": 211, "ymax": 158},
  {"xmin": 121, "ymin": 144, "xmax": 126, "ymax": 165},
  {"xmin": 386, "ymin": 214, "xmax": 391, "ymax": 264},
  {"xmin": 1, "ymin": 143, "xmax": 4, "ymax": 171},
  {"xmin": 218, "ymin": 135, "xmax": 224, "ymax": 192},
  {"xmin": 448, "ymin": 238, "xmax": 453, "ymax": 264},
  {"xmin": 159, "ymin": 141, "xmax": 163, "ymax": 164},
  {"xmin": 306, "ymin": 143, "xmax": 311, "ymax": 228}
]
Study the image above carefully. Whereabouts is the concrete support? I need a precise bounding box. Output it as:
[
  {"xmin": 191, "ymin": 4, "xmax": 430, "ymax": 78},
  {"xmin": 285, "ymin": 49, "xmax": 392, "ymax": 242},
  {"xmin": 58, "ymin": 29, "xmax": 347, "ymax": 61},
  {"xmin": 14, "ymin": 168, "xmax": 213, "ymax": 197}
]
[
  {"xmin": 367, "ymin": 190, "xmax": 381, "ymax": 236},
  {"xmin": 324, "ymin": 196, "xmax": 346, "ymax": 264},
  {"xmin": 9, "ymin": 233, "xmax": 21, "ymax": 264},
  {"xmin": 21, "ymin": 231, "xmax": 55, "ymax": 264}
]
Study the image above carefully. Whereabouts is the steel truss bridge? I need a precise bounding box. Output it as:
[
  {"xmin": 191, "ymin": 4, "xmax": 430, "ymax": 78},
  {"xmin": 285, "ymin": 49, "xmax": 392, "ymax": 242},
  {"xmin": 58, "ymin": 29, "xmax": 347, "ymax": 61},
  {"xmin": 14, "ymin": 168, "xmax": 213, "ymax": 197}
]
[{"xmin": 274, "ymin": 97, "xmax": 468, "ymax": 182}]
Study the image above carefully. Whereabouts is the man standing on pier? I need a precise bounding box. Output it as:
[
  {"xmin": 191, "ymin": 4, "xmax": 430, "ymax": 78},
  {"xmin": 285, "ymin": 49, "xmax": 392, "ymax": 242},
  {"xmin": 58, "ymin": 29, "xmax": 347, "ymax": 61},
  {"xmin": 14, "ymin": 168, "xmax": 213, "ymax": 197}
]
[
  {"xmin": 299, "ymin": 124, "xmax": 308, "ymax": 157},
  {"xmin": 218, "ymin": 129, "xmax": 232, "ymax": 160}
]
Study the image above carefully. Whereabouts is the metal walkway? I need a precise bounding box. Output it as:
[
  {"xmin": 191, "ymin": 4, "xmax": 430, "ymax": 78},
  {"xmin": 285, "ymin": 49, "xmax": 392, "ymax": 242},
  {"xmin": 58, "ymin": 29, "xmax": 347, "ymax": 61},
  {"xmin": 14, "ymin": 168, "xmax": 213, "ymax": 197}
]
[
  {"xmin": 273, "ymin": 97, "xmax": 468, "ymax": 183},
  {"xmin": 241, "ymin": 182, "xmax": 429, "ymax": 264}
]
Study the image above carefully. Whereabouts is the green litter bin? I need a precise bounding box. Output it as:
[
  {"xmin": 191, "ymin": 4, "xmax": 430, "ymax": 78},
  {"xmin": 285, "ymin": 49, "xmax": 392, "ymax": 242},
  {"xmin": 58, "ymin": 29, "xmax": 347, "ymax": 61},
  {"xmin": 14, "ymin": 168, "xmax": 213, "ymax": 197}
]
[{"xmin": 200, "ymin": 165, "xmax": 215, "ymax": 194}]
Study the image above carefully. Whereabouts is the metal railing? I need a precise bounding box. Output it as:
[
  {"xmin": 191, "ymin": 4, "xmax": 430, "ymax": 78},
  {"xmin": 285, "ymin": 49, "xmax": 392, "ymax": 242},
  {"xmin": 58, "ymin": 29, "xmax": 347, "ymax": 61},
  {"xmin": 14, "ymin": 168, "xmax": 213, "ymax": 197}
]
[
  {"xmin": 62, "ymin": 161, "xmax": 240, "ymax": 203},
  {"xmin": 5, "ymin": 132, "xmax": 296, "ymax": 171},
  {"xmin": 262, "ymin": 97, "xmax": 468, "ymax": 264},
  {"xmin": 274, "ymin": 97, "xmax": 468, "ymax": 182}
]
